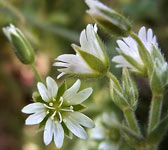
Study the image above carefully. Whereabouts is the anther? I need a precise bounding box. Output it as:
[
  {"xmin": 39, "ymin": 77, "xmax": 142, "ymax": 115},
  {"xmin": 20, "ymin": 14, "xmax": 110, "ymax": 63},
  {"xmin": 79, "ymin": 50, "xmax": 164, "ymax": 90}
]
[{"xmin": 49, "ymin": 102, "xmax": 53, "ymax": 106}]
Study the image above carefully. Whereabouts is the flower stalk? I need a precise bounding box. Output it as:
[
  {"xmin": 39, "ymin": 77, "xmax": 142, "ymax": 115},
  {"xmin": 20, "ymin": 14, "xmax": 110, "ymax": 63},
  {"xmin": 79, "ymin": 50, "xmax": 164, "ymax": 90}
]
[
  {"xmin": 124, "ymin": 108, "xmax": 141, "ymax": 134},
  {"xmin": 31, "ymin": 63, "xmax": 44, "ymax": 83}
]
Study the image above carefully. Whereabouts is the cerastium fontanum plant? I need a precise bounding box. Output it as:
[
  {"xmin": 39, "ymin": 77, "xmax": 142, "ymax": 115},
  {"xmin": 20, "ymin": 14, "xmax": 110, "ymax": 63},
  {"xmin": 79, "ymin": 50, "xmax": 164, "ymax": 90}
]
[{"xmin": 3, "ymin": 0, "xmax": 168, "ymax": 150}]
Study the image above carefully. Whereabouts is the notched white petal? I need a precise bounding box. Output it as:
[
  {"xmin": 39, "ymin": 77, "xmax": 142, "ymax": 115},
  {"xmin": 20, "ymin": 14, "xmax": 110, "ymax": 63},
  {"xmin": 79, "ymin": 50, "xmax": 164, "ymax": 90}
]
[
  {"xmin": 44, "ymin": 118, "xmax": 53, "ymax": 145},
  {"xmin": 63, "ymin": 79, "xmax": 81, "ymax": 101},
  {"xmin": 53, "ymin": 122, "xmax": 64, "ymax": 148},
  {"xmin": 46, "ymin": 76, "xmax": 58, "ymax": 99},
  {"xmin": 65, "ymin": 88, "xmax": 93, "ymax": 105},
  {"xmin": 70, "ymin": 112, "xmax": 95, "ymax": 128},
  {"xmin": 25, "ymin": 111, "xmax": 46, "ymax": 125},
  {"xmin": 22, "ymin": 103, "xmax": 45, "ymax": 114},
  {"xmin": 37, "ymin": 82, "xmax": 49, "ymax": 102},
  {"xmin": 64, "ymin": 117, "xmax": 88, "ymax": 139}
]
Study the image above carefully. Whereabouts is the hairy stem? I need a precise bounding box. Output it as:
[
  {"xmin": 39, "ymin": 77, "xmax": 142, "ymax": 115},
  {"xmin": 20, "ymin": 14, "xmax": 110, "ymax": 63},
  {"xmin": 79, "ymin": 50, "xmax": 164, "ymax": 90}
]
[
  {"xmin": 31, "ymin": 63, "xmax": 43, "ymax": 82},
  {"xmin": 124, "ymin": 108, "xmax": 141, "ymax": 134},
  {"xmin": 148, "ymin": 94, "xmax": 163, "ymax": 134}
]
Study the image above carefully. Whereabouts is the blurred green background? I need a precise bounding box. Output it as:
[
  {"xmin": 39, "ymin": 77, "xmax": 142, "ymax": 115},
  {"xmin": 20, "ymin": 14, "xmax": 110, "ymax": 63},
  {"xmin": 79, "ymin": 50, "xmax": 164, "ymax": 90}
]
[{"xmin": 0, "ymin": 0, "xmax": 168, "ymax": 150}]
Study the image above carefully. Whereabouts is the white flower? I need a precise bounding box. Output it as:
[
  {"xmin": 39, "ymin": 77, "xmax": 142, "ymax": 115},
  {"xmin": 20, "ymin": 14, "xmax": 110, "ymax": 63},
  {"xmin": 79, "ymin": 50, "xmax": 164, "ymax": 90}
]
[
  {"xmin": 53, "ymin": 24, "xmax": 109, "ymax": 79},
  {"xmin": 112, "ymin": 26, "xmax": 158, "ymax": 75},
  {"xmin": 85, "ymin": 0, "xmax": 131, "ymax": 37},
  {"xmin": 90, "ymin": 112, "xmax": 121, "ymax": 150},
  {"xmin": 22, "ymin": 76, "xmax": 94, "ymax": 149}
]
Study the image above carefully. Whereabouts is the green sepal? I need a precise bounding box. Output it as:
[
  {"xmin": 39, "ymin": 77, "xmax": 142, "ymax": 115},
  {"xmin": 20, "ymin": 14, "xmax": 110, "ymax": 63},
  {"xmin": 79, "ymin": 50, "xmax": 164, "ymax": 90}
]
[
  {"xmin": 98, "ymin": 8, "xmax": 132, "ymax": 37},
  {"xmin": 120, "ymin": 52, "xmax": 146, "ymax": 76},
  {"xmin": 32, "ymin": 91, "xmax": 46, "ymax": 104},
  {"xmin": 74, "ymin": 47, "xmax": 109, "ymax": 75},
  {"xmin": 151, "ymin": 46, "xmax": 165, "ymax": 64},
  {"xmin": 73, "ymin": 104, "xmax": 87, "ymax": 112},
  {"xmin": 62, "ymin": 121, "xmax": 73, "ymax": 139},
  {"xmin": 112, "ymin": 88, "xmax": 129, "ymax": 111},
  {"xmin": 94, "ymin": 32, "xmax": 109, "ymax": 66},
  {"xmin": 147, "ymin": 114, "xmax": 168, "ymax": 144},
  {"xmin": 10, "ymin": 32, "xmax": 34, "ymax": 64},
  {"xmin": 138, "ymin": 44, "xmax": 153, "ymax": 73},
  {"xmin": 130, "ymin": 32, "xmax": 153, "ymax": 75},
  {"xmin": 56, "ymin": 81, "xmax": 67, "ymax": 100},
  {"xmin": 38, "ymin": 115, "xmax": 49, "ymax": 129},
  {"xmin": 122, "ymin": 69, "xmax": 138, "ymax": 110},
  {"xmin": 108, "ymin": 72, "xmax": 121, "ymax": 91}
]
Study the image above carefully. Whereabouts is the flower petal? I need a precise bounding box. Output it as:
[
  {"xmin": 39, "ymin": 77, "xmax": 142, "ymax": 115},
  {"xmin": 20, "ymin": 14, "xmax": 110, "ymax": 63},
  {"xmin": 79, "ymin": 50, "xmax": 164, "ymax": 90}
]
[
  {"xmin": 22, "ymin": 103, "xmax": 45, "ymax": 114},
  {"xmin": 54, "ymin": 54, "xmax": 94, "ymax": 78},
  {"xmin": 63, "ymin": 79, "xmax": 81, "ymax": 104},
  {"xmin": 25, "ymin": 111, "xmax": 46, "ymax": 125},
  {"xmin": 138, "ymin": 26, "xmax": 146, "ymax": 44},
  {"xmin": 37, "ymin": 82, "xmax": 49, "ymax": 102},
  {"xmin": 46, "ymin": 76, "xmax": 58, "ymax": 99},
  {"xmin": 70, "ymin": 112, "xmax": 95, "ymax": 128},
  {"xmin": 44, "ymin": 118, "xmax": 54, "ymax": 145},
  {"xmin": 53, "ymin": 122, "xmax": 64, "ymax": 148},
  {"xmin": 64, "ymin": 117, "xmax": 88, "ymax": 139},
  {"xmin": 64, "ymin": 88, "xmax": 93, "ymax": 105},
  {"xmin": 79, "ymin": 24, "xmax": 105, "ymax": 62}
]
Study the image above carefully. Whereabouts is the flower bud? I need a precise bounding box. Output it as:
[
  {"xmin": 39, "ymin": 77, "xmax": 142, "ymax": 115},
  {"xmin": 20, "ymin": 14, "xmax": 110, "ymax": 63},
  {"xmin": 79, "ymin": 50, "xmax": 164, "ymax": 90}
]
[
  {"xmin": 150, "ymin": 58, "xmax": 168, "ymax": 94},
  {"xmin": 3, "ymin": 24, "xmax": 35, "ymax": 64},
  {"xmin": 85, "ymin": 0, "xmax": 132, "ymax": 37},
  {"xmin": 110, "ymin": 69, "xmax": 138, "ymax": 111}
]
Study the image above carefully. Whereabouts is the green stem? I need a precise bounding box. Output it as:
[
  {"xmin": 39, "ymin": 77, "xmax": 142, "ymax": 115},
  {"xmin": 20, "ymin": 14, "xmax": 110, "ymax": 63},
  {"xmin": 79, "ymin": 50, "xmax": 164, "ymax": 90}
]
[
  {"xmin": 106, "ymin": 72, "xmax": 121, "ymax": 91},
  {"xmin": 148, "ymin": 94, "xmax": 163, "ymax": 134},
  {"xmin": 124, "ymin": 108, "xmax": 141, "ymax": 134},
  {"xmin": 31, "ymin": 63, "xmax": 43, "ymax": 82}
]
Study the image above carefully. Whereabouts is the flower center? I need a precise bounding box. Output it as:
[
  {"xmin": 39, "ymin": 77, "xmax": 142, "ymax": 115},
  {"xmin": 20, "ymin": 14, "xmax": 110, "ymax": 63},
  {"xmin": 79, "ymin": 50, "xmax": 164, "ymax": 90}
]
[{"xmin": 44, "ymin": 97, "xmax": 74, "ymax": 123}]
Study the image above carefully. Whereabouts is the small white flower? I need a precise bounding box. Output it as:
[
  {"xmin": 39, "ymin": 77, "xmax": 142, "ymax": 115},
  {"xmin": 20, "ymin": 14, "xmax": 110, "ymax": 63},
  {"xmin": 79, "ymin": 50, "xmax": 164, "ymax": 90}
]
[
  {"xmin": 112, "ymin": 26, "xmax": 158, "ymax": 75},
  {"xmin": 53, "ymin": 24, "xmax": 109, "ymax": 79},
  {"xmin": 85, "ymin": 0, "xmax": 131, "ymax": 37},
  {"xmin": 22, "ymin": 76, "xmax": 94, "ymax": 149},
  {"xmin": 90, "ymin": 112, "xmax": 121, "ymax": 150}
]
